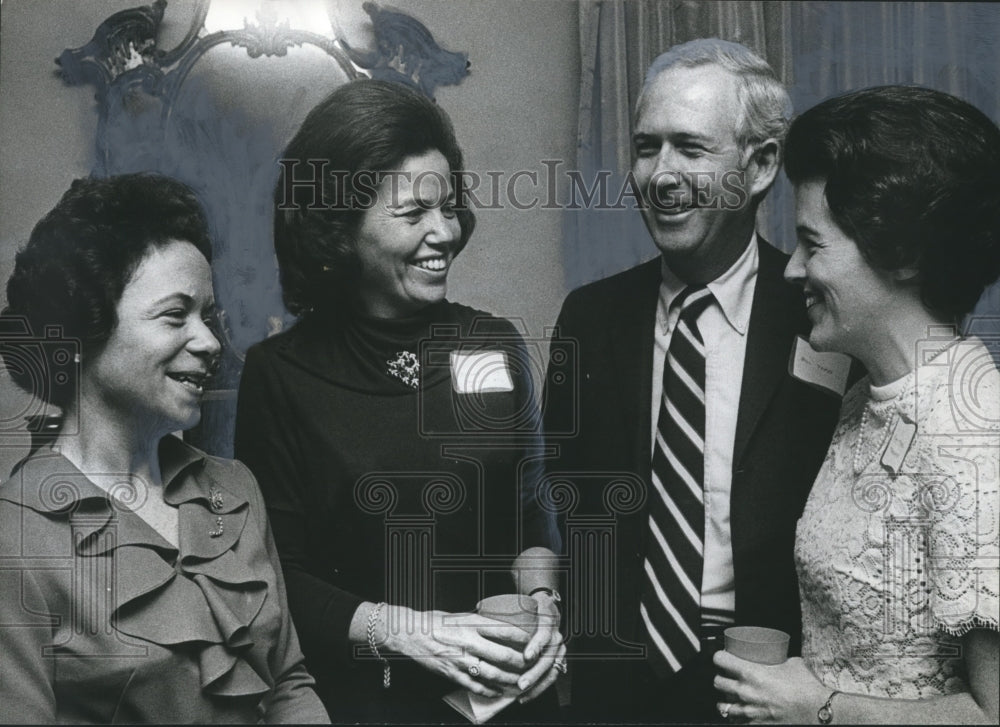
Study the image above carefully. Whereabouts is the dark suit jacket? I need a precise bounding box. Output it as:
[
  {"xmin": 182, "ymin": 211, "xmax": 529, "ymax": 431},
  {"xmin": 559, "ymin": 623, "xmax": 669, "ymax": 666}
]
[{"xmin": 543, "ymin": 238, "xmax": 843, "ymax": 713}]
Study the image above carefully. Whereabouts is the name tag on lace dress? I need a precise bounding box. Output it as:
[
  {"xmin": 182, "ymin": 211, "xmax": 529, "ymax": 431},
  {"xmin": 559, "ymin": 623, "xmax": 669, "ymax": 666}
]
[
  {"xmin": 881, "ymin": 416, "xmax": 917, "ymax": 475},
  {"xmin": 450, "ymin": 351, "xmax": 514, "ymax": 394}
]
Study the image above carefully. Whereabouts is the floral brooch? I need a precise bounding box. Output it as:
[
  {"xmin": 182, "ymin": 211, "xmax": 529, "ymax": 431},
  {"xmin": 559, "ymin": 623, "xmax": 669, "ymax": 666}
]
[{"xmin": 386, "ymin": 350, "xmax": 420, "ymax": 389}]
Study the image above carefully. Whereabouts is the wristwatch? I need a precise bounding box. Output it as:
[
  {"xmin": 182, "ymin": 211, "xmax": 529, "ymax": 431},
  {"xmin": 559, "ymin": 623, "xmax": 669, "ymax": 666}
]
[
  {"xmin": 817, "ymin": 690, "xmax": 840, "ymax": 724},
  {"xmin": 528, "ymin": 586, "xmax": 562, "ymax": 609}
]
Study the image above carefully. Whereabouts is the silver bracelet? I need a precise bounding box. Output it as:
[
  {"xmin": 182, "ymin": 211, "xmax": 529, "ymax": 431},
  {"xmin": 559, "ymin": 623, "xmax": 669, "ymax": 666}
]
[{"xmin": 366, "ymin": 602, "xmax": 391, "ymax": 689}]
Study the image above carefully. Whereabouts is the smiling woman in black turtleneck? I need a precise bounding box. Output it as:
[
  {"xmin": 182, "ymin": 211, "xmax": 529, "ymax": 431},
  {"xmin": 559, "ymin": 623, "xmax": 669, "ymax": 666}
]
[{"xmin": 235, "ymin": 79, "xmax": 563, "ymax": 724}]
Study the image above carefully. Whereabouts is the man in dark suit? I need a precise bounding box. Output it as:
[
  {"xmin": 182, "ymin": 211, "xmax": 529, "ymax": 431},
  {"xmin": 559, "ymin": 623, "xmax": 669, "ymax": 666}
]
[{"xmin": 543, "ymin": 39, "xmax": 845, "ymax": 723}]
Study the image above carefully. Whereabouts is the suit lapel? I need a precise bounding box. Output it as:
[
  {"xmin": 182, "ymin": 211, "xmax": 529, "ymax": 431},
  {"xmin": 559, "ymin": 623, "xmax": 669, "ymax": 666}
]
[
  {"xmin": 606, "ymin": 247, "xmax": 796, "ymax": 487},
  {"xmin": 733, "ymin": 240, "xmax": 799, "ymax": 466},
  {"xmin": 605, "ymin": 258, "xmax": 659, "ymax": 644},
  {"xmin": 611, "ymin": 259, "xmax": 661, "ymax": 481}
]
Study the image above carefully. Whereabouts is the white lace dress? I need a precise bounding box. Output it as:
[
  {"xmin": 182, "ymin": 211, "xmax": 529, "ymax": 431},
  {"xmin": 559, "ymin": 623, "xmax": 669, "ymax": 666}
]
[{"xmin": 795, "ymin": 338, "xmax": 1000, "ymax": 698}]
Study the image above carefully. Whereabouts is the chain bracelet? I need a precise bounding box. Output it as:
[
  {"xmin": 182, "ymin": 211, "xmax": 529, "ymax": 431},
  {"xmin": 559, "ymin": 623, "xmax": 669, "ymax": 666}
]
[{"xmin": 366, "ymin": 602, "xmax": 391, "ymax": 689}]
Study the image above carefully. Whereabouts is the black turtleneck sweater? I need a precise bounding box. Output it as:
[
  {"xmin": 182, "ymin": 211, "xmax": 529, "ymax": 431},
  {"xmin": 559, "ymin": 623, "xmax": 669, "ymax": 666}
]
[{"xmin": 234, "ymin": 300, "xmax": 557, "ymax": 722}]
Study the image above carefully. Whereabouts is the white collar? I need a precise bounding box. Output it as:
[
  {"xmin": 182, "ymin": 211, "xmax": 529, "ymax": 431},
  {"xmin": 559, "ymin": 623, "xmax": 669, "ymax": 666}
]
[{"xmin": 658, "ymin": 232, "xmax": 758, "ymax": 335}]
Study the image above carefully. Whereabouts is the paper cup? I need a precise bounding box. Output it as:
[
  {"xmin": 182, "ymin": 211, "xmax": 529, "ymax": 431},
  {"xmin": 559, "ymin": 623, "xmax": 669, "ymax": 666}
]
[
  {"xmin": 475, "ymin": 594, "xmax": 539, "ymax": 648},
  {"xmin": 724, "ymin": 626, "xmax": 789, "ymax": 665}
]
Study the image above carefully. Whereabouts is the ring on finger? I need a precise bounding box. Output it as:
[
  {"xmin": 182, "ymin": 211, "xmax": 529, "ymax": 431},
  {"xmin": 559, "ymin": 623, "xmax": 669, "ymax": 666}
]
[
  {"xmin": 553, "ymin": 658, "xmax": 568, "ymax": 675},
  {"xmin": 719, "ymin": 703, "xmax": 732, "ymax": 719},
  {"xmin": 467, "ymin": 659, "xmax": 482, "ymax": 678}
]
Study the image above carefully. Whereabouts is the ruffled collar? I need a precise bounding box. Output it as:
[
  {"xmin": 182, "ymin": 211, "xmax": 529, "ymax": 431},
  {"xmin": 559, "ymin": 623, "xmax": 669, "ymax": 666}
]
[{"xmin": 2, "ymin": 436, "xmax": 271, "ymax": 699}]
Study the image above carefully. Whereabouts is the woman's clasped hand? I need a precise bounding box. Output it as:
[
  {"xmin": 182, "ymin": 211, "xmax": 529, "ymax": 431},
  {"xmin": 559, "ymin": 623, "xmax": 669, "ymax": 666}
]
[{"xmin": 371, "ymin": 600, "xmax": 565, "ymax": 701}]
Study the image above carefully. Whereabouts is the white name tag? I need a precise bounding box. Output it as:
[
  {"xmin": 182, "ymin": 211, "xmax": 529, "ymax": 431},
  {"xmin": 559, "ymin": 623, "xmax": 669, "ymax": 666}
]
[
  {"xmin": 450, "ymin": 351, "xmax": 514, "ymax": 394},
  {"xmin": 789, "ymin": 336, "xmax": 852, "ymax": 396},
  {"xmin": 881, "ymin": 416, "xmax": 917, "ymax": 475}
]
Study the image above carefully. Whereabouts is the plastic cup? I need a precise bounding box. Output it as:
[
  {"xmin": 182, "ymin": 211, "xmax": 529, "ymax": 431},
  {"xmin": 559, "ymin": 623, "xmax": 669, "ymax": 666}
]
[
  {"xmin": 724, "ymin": 626, "xmax": 790, "ymax": 665},
  {"xmin": 476, "ymin": 594, "xmax": 539, "ymax": 648}
]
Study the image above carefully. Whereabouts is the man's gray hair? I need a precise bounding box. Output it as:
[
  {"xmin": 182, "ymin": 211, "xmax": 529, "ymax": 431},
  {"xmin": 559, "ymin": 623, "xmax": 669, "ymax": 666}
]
[{"xmin": 638, "ymin": 38, "xmax": 792, "ymax": 150}]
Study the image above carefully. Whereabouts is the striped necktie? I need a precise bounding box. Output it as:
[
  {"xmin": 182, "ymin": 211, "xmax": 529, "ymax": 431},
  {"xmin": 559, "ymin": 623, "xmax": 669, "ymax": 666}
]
[{"xmin": 640, "ymin": 285, "xmax": 713, "ymax": 675}]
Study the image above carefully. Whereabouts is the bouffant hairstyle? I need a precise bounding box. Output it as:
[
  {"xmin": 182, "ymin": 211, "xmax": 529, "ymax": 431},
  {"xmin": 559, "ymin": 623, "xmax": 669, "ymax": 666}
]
[
  {"xmin": 2, "ymin": 173, "xmax": 212, "ymax": 407},
  {"xmin": 274, "ymin": 79, "xmax": 475, "ymax": 316},
  {"xmin": 785, "ymin": 85, "xmax": 1000, "ymax": 320}
]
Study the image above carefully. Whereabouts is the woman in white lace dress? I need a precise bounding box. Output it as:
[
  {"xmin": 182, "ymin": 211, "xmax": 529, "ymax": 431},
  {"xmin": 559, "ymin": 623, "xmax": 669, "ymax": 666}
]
[{"xmin": 713, "ymin": 86, "xmax": 999, "ymax": 724}]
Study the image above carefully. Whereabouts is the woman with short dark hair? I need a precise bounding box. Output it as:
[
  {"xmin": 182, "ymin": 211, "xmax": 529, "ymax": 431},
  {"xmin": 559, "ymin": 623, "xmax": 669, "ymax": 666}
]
[
  {"xmin": 273, "ymin": 78, "xmax": 475, "ymax": 318},
  {"xmin": 235, "ymin": 80, "xmax": 563, "ymax": 723},
  {"xmin": 3, "ymin": 174, "xmax": 214, "ymax": 409},
  {"xmin": 714, "ymin": 85, "xmax": 999, "ymax": 724},
  {"xmin": 784, "ymin": 84, "xmax": 1000, "ymax": 321},
  {"xmin": 0, "ymin": 174, "xmax": 328, "ymax": 724}
]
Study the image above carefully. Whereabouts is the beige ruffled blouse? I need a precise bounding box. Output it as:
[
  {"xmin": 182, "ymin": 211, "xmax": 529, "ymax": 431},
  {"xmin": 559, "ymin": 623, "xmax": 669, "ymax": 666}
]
[{"xmin": 0, "ymin": 436, "xmax": 328, "ymax": 724}]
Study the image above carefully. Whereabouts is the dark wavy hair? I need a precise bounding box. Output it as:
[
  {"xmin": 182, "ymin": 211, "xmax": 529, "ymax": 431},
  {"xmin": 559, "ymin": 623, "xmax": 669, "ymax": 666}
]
[
  {"xmin": 785, "ymin": 85, "xmax": 1000, "ymax": 320},
  {"xmin": 2, "ymin": 173, "xmax": 212, "ymax": 407},
  {"xmin": 274, "ymin": 79, "xmax": 476, "ymax": 315}
]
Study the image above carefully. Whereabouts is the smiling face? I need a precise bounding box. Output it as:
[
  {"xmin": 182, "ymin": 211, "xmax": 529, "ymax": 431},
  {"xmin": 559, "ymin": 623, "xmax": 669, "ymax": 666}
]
[
  {"xmin": 632, "ymin": 64, "xmax": 778, "ymax": 283},
  {"xmin": 83, "ymin": 240, "xmax": 220, "ymax": 437},
  {"xmin": 354, "ymin": 149, "xmax": 462, "ymax": 318},
  {"xmin": 785, "ymin": 179, "xmax": 902, "ymax": 359}
]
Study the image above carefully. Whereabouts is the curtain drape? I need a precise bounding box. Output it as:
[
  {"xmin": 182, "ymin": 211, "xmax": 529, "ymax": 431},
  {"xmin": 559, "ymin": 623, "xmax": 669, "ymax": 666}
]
[{"xmin": 569, "ymin": 0, "xmax": 1000, "ymax": 321}]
